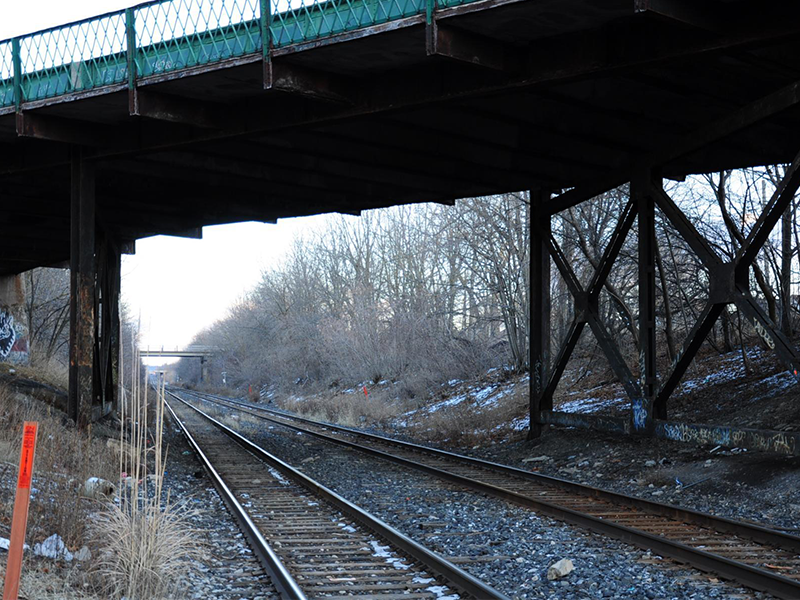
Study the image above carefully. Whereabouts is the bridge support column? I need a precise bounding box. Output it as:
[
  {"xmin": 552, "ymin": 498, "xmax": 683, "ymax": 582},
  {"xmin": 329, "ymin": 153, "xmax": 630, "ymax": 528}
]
[
  {"xmin": 634, "ymin": 172, "xmax": 657, "ymax": 434},
  {"xmin": 69, "ymin": 149, "xmax": 96, "ymax": 428},
  {"xmin": 95, "ymin": 234, "xmax": 121, "ymax": 418},
  {"xmin": 529, "ymin": 189, "xmax": 551, "ymax": 440}
]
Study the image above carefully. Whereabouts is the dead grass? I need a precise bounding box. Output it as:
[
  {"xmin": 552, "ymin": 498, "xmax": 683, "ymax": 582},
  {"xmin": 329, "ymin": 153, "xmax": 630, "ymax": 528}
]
[
  {"xmin": 406, "ymin": 384, "xmax": 529, "ymax": 446},
  {"xmin": 0, "ymin": 556, "xmax": 100, "ymax": 600},
  {"xmin": 277, "ymin": 388, "xmax": 401, "ymax": 428},
  {"xmin": 0, "ymin": 383, "xmax": 117, "ymax": 548},
  {"xmin": 0, "ymin": 358, "xmax": 69, "ymax": 391},
  {"xmin": 88, "ymin": 357, "xmax": 205, "ymax": 599}
]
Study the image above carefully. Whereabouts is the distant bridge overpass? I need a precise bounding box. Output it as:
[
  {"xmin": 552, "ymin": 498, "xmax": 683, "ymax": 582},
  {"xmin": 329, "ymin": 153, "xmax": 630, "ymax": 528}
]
[
  {"xmin": 1, "ymin": 0, "xmax": 800, "ymax": 454},
  {"xmin": 140, "ymin": 347, "xmax": 219, "ymax": 381}
]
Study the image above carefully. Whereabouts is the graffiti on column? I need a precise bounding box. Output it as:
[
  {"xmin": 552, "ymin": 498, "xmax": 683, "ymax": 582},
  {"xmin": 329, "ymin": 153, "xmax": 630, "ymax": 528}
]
[{"xmin": 0, "ymin": 310, "xmax": 17, "ymax": 359}]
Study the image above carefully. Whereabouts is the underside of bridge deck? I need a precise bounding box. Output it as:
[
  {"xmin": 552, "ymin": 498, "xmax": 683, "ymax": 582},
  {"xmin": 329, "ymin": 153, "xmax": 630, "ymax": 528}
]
[{"xmin": 1, "ymin": 0, "xmax": 800, "ymax": 444}]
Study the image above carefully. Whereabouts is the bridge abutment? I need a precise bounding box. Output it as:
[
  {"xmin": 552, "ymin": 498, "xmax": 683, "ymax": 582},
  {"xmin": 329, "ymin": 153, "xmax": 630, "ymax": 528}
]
[{"xmin": 0, "ymin": 274, "xmax": 28, "ymax": 364}]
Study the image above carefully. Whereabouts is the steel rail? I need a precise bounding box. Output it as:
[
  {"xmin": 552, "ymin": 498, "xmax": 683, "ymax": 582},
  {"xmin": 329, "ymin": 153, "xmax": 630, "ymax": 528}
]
[
  {"xmin": 167, "ymin": 389, "xmax": 511, "ymax": 600},
  {"xmin": 179, "ymin": 388, "xmax": 800, "ymax": 599},
  {"xmin": 163, "ymin": 394, "xmax": 307, "ymax": 600}
]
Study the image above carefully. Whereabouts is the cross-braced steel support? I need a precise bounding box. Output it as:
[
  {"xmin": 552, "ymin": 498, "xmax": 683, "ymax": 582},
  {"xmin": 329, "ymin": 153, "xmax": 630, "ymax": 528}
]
[{"xmin": 529, "ymin": 113, "xmax": 800, "ymax": 454}]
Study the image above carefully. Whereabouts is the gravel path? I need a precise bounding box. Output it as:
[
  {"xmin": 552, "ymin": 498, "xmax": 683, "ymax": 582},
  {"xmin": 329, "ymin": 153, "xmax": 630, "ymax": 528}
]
[{"xmin": 190, "ymin": 398, "xmax": 767, "ymax": 600}]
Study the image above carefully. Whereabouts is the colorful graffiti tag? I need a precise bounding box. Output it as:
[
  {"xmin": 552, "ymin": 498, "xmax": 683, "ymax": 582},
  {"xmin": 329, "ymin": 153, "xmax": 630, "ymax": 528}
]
[{"xmin": 0, "ymin": 310, "xmax": 16, "ymax": 358}]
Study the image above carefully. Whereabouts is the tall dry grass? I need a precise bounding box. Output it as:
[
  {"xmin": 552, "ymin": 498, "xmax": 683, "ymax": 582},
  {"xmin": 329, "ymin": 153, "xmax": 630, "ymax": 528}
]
[
  {"xmin": 277, "ymin": 388, "xmax": 403, "ymax": 428},
  {"xmin": 0, "ymin": 383, "xmax": 117, "ymax": 547},
  {"xmin": 89, "ymin": 350, "xmax": 204, "ymax": 599}
]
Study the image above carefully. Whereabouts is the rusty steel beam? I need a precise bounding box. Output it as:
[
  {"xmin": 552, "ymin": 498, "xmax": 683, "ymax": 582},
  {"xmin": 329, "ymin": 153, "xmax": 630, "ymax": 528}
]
[
  {"xmin": 68, "ymin": 149, "xmax": 96, "ymax": 428},
  {"xmin": 426, "ymin": 21, "xmax": 509, "ymax": 71},
  {"xmin": 541, "ymin": 318, "xmax": 586, "ymax": 411},
  {"xmin": 17, "ymin": 112, "xmax": 136, "ymax": 149},
  {"xmin": 733, "ymin": 291, "xmax": 800, "ymax": 380},
  {"xmin": 656, "ymin": 301, "xmax": 726, "ymax": 411},
  {"xmin": 131, "ymin": 89, "xmax": 229, "ymax": 129},
  {"xmin": 530, "ymin": 189, "xmax": 550, "ymax": 439},
  {"xmin": 265, "ymin": 61, "xmax": 356, "ymax": 104}
]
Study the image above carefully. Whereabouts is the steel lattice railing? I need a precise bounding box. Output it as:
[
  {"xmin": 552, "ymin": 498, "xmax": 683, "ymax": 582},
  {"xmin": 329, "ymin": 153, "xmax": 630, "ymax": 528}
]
[{"xmin": 0, "ymin": 0, "xmax": 456, "ymax": 108}]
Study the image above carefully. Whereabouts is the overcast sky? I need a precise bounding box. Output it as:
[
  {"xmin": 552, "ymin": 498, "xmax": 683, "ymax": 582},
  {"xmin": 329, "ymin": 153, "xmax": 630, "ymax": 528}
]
[{"xmin": 2, "ymin": 2, "xmax": 337, "ymax": 354}]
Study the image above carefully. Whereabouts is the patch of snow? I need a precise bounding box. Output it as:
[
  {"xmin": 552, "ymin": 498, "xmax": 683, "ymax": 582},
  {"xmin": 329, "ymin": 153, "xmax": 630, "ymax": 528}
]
[
  {"xmin": 0, "ymin": 537, "xmax": 29, "ymax": 552},
  {"xmin": 473, "ymin": 385, "xmax": 498, "ymax": 402},
  {"xmin": 425, "ymin": 586, "xmax": 459, "ymax": 599},
  {"xmin": 266, "ymin": 467, "xmax": 291, "ymax": 486},
  {"xmin": 368, "ymin": 540, "xmax": 411, "ymax": 569},
  {"xmin": 557, "ymin": 396, "xmax": 626, "ymax": 414},
  {"xmin": 446, "ymin": 379, "xmax": 463, "ymax": 387},
  {"xmin": 337, "ymin": 522, "xmax": 357, "ymax": 533},
  {"xmin": 510, "ymin": 417, "xmax": 528, "ymax": 431}
]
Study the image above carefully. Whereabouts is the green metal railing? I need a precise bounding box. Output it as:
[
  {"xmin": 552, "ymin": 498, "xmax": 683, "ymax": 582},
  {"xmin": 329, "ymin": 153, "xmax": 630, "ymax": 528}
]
[{"xmin": 0, "ymin": 0, "xmax": 463, "ymax": 109}]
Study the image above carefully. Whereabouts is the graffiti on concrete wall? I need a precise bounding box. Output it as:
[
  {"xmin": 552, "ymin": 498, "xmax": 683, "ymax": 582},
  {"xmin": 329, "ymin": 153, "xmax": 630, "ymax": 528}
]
[
  {"xmin": 655, "ymin": 421, "xmax": 798, "ymax": 455},
  {"xmin": 0, "ymin": 310, "xmax": 17, "ymax": 358}
]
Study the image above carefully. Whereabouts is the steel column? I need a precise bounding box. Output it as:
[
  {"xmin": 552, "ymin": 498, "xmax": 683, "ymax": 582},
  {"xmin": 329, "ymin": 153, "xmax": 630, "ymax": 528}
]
[
  {"xmin": 530, "ymin": 189, "xmax": 550, "ymax": 439},
  {"xmin": 95, "ymin": 234, "xmax": 121, "ymax": 417},
  {"xmin": 68, "ymin": 149, "xmax": 96, "ymax": 428},
  {"xmin": 635, "ymin": 174, "xmax": 658, "ymax": 428}
]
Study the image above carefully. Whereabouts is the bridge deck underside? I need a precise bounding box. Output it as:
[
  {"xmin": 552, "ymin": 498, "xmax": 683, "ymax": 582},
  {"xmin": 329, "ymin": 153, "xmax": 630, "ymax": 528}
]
[{"xmin": 2, "ymin": 1, "xmax": 800, "ymax": 274}]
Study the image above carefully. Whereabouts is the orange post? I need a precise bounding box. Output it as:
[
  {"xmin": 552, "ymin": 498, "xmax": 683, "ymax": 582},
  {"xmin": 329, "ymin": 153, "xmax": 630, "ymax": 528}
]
[{"xmin": 2, "ymin": 422, "xmax": 38, "ymax": 600}]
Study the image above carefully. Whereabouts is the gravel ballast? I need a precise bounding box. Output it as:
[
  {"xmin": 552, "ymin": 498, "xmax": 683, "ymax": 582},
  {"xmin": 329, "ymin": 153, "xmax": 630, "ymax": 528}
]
[{"xmin": 189, "ymin": 398, "xmax": 766, "ymax": 600}]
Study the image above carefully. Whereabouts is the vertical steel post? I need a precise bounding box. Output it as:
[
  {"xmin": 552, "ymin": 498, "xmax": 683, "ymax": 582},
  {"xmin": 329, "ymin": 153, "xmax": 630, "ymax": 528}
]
[
  {"xmin": 260, "ymin": 0, "xmax": 272, "ymax": 88},
  {"xmin": 529, "ymin": 189, "xmax": 551, "ymax": 439},
  {"xmin": 11, "ymin": 38, "xmax": 21, "ymax": 112},
  {"xmin": 635, "ymin": 173, "xmax": 657, "ymax": 431},
  {"xmin": 109, "ymin": 242, "xmax": 121, "ymax": 414},
  {"xmin": 126, "ymin": 8, "xmax": 138, "ymax": 114},
  {"xmin": 69, "ymin": 149, "xmax": 96, "ymax": 428}
]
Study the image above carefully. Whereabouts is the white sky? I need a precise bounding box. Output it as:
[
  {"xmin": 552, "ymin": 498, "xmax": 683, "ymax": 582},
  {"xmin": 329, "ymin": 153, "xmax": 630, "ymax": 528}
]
[
  {"xmin": 123, "ymin": 218, "xmax": 330, "ymax": 354},
  {"xmin": 2, "ymin": 2, "xmax": 339, "ymax": 356}
]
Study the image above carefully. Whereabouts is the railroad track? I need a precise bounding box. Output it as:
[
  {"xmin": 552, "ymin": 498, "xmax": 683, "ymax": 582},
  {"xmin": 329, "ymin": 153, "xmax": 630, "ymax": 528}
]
[
  {"xmin": 164, "ymin": 390, "xmax": 509, "ymax": 600},
  {"xmin": 177, "ymin": 388, "xmax": 800, "ymax": 599}
]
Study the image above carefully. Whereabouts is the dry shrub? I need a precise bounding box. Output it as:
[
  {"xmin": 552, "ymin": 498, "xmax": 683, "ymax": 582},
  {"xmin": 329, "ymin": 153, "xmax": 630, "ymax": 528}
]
[
  {"xmin": 0, "ymin": 383, "xmax": 117, "ymax": 547},
  {"xmin": 27, "ymin": 357, "xmax": 70, "ymax": 390},
  {"xmin": 90, "ymin": 501, "xmax": 203, "ymax": 599},
  {"xmin": 406, "ymin": 384, "xmax": 529, "ymax": 446},
  {"xmin": 0, "ymin": 556, "xmax": 99, "ymax": 600},
  {"xmin": 278, "ymin": 388, "xmax": 401, "ymax": 428},
  {"xmin": 90, "ymin": 359, "xmax": 204, "ymax": 599}
]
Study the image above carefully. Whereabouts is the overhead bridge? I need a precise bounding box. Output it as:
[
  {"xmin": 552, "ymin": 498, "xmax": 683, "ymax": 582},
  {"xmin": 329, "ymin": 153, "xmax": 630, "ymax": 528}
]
[
  {"xmin": 1, "ymin": 0, "xmax": 800, "ymax": 450},
  {"xmin": 139, "ymin": 347, "xmax": 218, "ymax": 358},
  {"xmin": 141, "ymin": 347, "xmax": 218, "ymax": 381}
]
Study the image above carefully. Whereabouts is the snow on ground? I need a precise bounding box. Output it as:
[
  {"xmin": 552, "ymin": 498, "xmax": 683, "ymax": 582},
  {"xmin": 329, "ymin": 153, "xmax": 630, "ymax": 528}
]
[{"xmin": 556, "ymin": 396, "xmax": 627, "ymax": 414}]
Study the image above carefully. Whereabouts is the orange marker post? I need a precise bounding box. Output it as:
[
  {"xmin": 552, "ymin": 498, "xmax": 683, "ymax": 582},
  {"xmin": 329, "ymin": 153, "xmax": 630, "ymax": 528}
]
[{"xmin": 2, "ymin": 422, "xmax": 38, "ymax": 600}]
